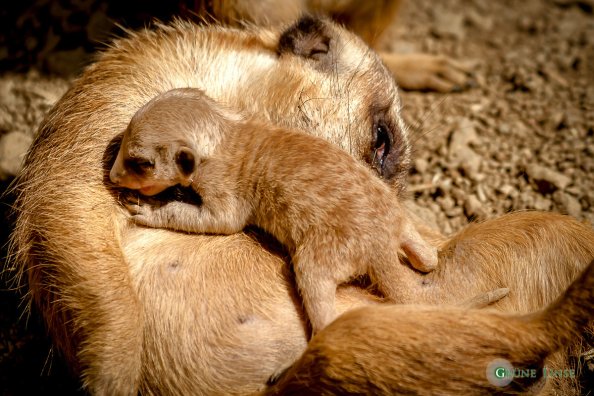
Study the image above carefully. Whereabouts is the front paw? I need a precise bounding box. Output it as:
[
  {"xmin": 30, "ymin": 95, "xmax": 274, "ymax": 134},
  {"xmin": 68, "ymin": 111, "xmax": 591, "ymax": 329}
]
[{"xmin": 121, "ymin": 194, "xmax": 159, "ymax": 227}]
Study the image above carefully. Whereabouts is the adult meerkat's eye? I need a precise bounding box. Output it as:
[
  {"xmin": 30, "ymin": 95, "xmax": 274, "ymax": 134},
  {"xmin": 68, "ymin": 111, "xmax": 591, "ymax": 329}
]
[
  {"xmin": 125, "ymin": 157, "xmax": 154, "ymax": 176},
  {"xmin": 373, "ymin": 122, "xmax": 392, "ymax": 170},
  {"xmin": 369, "ymin": 114, "xmax": 410, "ymax": 193}
]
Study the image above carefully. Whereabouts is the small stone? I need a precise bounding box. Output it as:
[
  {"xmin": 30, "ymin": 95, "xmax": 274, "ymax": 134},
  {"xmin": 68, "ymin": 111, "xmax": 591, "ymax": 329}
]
[
  {"xmin": 405, "ymin": 201, "xmax": 440, "ymax": 231},
  {"xmin": 476, "ymin": 184, "xmax": 488, "ymax": 202},
  {"xmin": 519, "ymin": 191, "xmax": 535, "ymax": 207},
  {"xmin": 464, "ymin": 194, "xmax": 488, "ymax": 220},
  {"xmin": 438, "ymin": 196, "xmax": 456, "ymax": 211},
  {"xmin": 465, "ymin": 10, "xmax": 494, "ymax": 30},
  {"xmin": 553, "ymin": 191, "xmax": 582, "ymax": 218},
  {"xmin": 498, "ymin": 184, "xmax": 515, "ymax": 197},
  {"xmin": 406, "ymin": 201, "xmax": 439, "ymax": 230},
  {"xmin": 442, "ymin": 221, "xmax": 453, "ymax": 236},
  {"xmin": 445, "ymin": 207, "xmax": 464, "ymax": 218},
  {"xmin": 497, "ymin": 123, "xmax": 511, "ymax": 135},
  {"xmin": 565, "ymin": 186, "xmax": 582, "ymax": 196},
  {"xmin": 533, "ymin": 195, "xmax": 553, "ymax": 211},
  {"xmin": 432, "ymin": 10, "xmax": 465, "ymax": 39},
  {"xmin": 525, "ymin": 163, "xmax": 572, "ymax": 193},
  {"xmin": 453, "ymin": 146, "xmax": 482, "ymax": 179},
  {"xmin": 449, "ymin": 118, "xmax": 479, "ymax": 149},
  {"xmin": 0, "ymin": 131, "xmax": 33, "ymax": 180},
  {"xmin": 439, "ymin": 177, "xmax": 453, "ymax": 193},
  {"xmin": 414, "ymin": 158, "xmax": 429, "ymax": 174}
]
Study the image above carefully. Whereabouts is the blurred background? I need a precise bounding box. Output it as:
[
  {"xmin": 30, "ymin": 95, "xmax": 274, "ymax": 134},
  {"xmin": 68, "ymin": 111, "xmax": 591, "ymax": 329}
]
[{"xmin": 0, "ymin": 0, "xmax": 593, "ymax": 394}]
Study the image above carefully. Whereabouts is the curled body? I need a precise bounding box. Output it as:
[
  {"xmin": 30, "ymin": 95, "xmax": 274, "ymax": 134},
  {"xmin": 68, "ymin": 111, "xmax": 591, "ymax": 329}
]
[
  {"xmin": 110, "ymin": 88, "xmax": 437, "ymax": 332},
  {"xmin": 9, "ymin": 15, "xmax": 594, "ymax": 395}
]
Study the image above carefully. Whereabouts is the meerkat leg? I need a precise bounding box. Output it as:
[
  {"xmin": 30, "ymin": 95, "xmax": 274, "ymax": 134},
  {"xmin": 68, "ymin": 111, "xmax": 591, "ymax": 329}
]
[
  {"xmin": 292, "ymin": 245, "xmax": 353, "ymax": 334},
  {"xmin": 124, "ymin": 198, "xmax": 248, "ymax": 235}
]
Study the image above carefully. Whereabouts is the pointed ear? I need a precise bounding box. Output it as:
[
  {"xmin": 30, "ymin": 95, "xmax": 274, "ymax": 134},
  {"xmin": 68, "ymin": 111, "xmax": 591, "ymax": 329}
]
[
  {"xmin": 278, "ymin": 16, "xmax": 332, "ymax": 63},
  {"xmin": 175, "ymin": 147, "xmax": 196, "ymax": 185}
]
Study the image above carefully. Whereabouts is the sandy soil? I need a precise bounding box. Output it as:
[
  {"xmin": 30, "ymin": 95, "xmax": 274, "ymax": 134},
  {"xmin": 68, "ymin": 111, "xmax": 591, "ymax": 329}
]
[{"xmin": 0, "ymin": 0, "xmax": 592, "ymax": 393}]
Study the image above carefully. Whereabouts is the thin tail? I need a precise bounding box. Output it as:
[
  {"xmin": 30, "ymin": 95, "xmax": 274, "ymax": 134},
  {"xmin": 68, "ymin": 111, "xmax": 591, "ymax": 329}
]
[{"xmin": 540, "ymin": 258, "xmax": 594, "ymax": 345}]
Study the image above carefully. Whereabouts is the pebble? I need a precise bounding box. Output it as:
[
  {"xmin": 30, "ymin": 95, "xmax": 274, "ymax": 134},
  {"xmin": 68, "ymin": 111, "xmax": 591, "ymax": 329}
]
[
  {"xmin": 438, "ymin": 196, "xmax": 456, "ymax": 211},
  {"xmin": 553, "ymin": 191, "xmax": 583, "ymax": 217},
  {"xmin": 525, "ymin": 163, "xmax": 572, "ymax": 193},
  {"xmin": 533, "ymin": 195, "xmax": 553, "ymax": 211},
  {"xmin": 464, "ymin": 194, "xmax": 488, "ymax": 220},
  {"xmin": 414, "ymin": 158, "xmax": 429, "ymax": 174},
  {"xmin": 449, "ymin": 118, "xmax": 479, "ymax": 148},
  {"xmin": 497, "ymin": 184, "xmax": 516, "ymax": 197},
  {"xmin": 0, "ymin": 131, "xmax": 32, "ymax": 180},
  {"xmin": 432, "ymin": 9, "xmax": 466, "ymax": 39},
  {"xmin": 406, "ymin": 201, "xmax": 440, "ymax": 231}
]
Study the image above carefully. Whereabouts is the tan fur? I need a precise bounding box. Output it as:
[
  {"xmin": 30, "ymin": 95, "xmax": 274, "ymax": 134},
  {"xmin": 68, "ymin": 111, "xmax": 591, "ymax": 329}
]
[
  {"xmin": 110, "ymin": 87, "xmax": 437, "ymax": 332},
  {"xmin": 265, "ymin": 259, "xmax": 594, "ymax": 395},
  {"xmin": 191, "ymin": 0, "xmax": 473, "ymax": 92},
  {"xmin": 8, "ymin": 17, "xmax": 594, "ymax": 395}
]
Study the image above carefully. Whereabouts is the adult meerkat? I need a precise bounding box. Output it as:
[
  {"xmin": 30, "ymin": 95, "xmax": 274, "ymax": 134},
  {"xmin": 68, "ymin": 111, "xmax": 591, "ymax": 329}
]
[
  {"xmin": 10, "ymin": 16, "xmax": 594, "ymax": 395},
  {"xmin": 266, "ymin": 259, "xmax": 594, "ymax": 395},
  {"xmin": 109, "ymin": 87, "xmax": 438, "ymax": 332},
  {"xmin": 188, "ymin": 0, "xmax": 472, "ymax": 92}
]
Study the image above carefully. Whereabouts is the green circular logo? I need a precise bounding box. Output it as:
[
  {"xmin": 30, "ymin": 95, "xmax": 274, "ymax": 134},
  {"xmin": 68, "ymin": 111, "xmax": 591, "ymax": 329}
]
[{"xmin": 486, "ymin": 359, "xmax": 514, "ymax": 387}]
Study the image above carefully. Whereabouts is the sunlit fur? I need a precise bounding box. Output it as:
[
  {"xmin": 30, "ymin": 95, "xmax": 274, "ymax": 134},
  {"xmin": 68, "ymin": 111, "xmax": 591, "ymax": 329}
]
[
  {"xmin": 111, "ymin": 87, "xmax": 438, "ymax": 333},
  {"xmin": 265, "ymin": 259, "xmax": 594, "ymax": 395},
  {"xmin": 7, "ymin": 18, "xmax": 594, "ymax": 396}
]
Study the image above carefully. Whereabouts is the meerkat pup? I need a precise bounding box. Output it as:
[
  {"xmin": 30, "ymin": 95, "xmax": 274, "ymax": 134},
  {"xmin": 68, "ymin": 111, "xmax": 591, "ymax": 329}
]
[{"xmin": 110, "ymin": 87, "xmax": 438, "ymax": 333}]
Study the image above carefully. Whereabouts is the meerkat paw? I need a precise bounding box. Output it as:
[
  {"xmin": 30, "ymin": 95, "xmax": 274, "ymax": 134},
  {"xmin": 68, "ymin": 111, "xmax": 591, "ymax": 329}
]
[
  {"xmin": 119, "ymin": 193, "xmax": 163, "ymax": 227},
  {"xmin": 380, "ymin": 52, "xmax": 476, "ymax": 93}
]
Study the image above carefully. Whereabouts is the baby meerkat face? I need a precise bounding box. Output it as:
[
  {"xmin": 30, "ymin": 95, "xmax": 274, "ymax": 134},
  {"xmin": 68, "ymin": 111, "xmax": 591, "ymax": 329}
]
[
  {"xmin": 111, "ymin": 88, "xmax": 220, "ymax": 196},
  {"xmin": 110, "ymin": 127, "xmax": 198, "ymax": 196},
  {"xmin": 111, "ymin": 88, "xmax": 234, "ymax": 195}
]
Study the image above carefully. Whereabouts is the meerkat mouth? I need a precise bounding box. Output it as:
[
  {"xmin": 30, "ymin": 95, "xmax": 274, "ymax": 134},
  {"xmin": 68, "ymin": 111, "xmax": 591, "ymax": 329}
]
[{"xmin": 139, "ymin": 185, "xmax": 167, "ymax": 196}]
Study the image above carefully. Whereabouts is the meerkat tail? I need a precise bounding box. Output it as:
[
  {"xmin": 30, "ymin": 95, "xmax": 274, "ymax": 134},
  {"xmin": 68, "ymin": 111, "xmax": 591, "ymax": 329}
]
[{"xmin": 536, "ymin": 258, "xmax": 594, "ymax": 345}]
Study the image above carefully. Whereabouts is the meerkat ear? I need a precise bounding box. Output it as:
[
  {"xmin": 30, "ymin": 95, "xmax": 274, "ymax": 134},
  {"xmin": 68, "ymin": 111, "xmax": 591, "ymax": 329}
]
[
  {"xmin": 175, "ymin": 147, "xmax": 196, "ymax": 183},
  {"xmin": 278, "ymin": 16, "xmax": 331, "ymax": 62}
]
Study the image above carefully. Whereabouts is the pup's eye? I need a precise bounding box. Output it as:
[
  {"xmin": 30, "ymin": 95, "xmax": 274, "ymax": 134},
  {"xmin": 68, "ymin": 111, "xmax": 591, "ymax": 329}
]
[
  {"xmin": 372, "ymin": 123, "xmax": 391, "ymax": 171},
  {"xmin": 125, "ymin": 158, "xmax": 154, "ymax": 175}
]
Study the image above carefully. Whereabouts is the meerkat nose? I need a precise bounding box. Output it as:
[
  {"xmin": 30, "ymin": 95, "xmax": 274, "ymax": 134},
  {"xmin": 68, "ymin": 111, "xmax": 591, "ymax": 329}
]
[{"xmin": 109, "ymin": 168, "xmax": 122, "ymax": 184}]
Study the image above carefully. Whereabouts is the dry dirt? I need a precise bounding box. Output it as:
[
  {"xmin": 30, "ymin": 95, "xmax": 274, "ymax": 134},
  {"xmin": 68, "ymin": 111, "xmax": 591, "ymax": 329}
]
[{"xmin": 0, "ymin": 0, "xmax": 593, "ymax": 393}]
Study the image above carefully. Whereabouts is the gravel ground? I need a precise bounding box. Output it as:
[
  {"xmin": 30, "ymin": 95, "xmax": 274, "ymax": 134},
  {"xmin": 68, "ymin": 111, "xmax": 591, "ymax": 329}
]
[{"xmin": 0, "ymin": 0, "xmax": 593, "ymax": 393}]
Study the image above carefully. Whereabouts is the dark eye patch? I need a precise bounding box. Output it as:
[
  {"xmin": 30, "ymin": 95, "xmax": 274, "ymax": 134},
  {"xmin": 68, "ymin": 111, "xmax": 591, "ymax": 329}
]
[
  {"xmin": 373, "ymin": 121, "xmax": 391, "ymax": 169},
  {"xmin": 125, "ymin": 157, "xmax": 154, "ymax": 176},
  {"xmin": 175, "ymin": 148, "xmax": 196, "ymax": 176}
]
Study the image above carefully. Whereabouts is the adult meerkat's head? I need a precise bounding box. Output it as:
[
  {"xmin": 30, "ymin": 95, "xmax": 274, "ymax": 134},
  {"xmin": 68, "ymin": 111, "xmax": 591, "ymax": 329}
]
[
  {"xmin": 109, "ymin": 88, "xmax": 236, "ymax": 196},
  {"xmin": 263, "ymin": 16, "xmax": 411, "ymax": 195}
]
